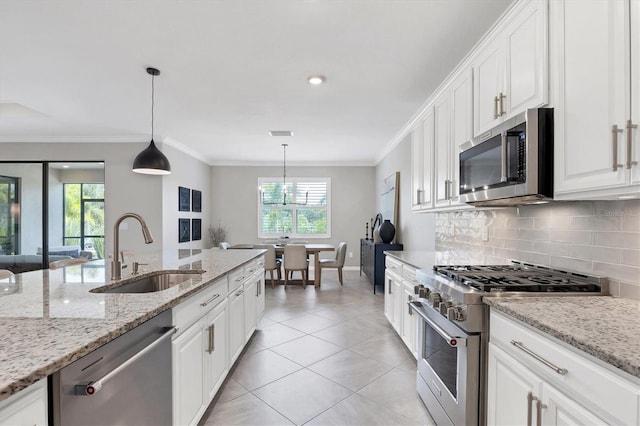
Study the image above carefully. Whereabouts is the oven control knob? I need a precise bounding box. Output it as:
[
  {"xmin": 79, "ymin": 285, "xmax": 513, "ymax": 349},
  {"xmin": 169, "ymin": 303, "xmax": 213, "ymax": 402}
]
[
  {"xmin": 447, "ymin": 307, "xmax": 465, "ymax": 322},
  {"xmin": 429, "ymin": 292, "xmax": 442, "ymax": 307},
  {"xmin": 418, "ymin": 287, "xmax": 430, "ymax": 299},
  {"xmin": 438, "ymin": 301, "xmax": 452, "ymax": 316}
]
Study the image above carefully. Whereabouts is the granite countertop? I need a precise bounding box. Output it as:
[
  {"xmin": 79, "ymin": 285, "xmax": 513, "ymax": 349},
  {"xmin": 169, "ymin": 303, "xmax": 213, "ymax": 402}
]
[
  {"xmin": 0, "ymin": 248, "xmax": 263, "ymax": 401},
  {"xmin": 485, "ymin": 296, "xmax": 640, "ymax": 379}
]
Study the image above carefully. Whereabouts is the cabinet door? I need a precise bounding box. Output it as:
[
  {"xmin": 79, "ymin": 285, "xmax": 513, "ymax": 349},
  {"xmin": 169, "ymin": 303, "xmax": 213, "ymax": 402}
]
[
  {"xmin": 0, "ymin": 379, "xmax": 47, "ymax": 426},
  {"xmin": 383, "ymin": 271, "xmax": 395, "ymax": 324},
  {"xmin": 450, "ymin": 68, "xmax": 473, "ymax": 205},
  {"xmin": 400, "ymin": 282, "xmax": 417, "ymax": 357},
  {"xmin": 256, "ymin": 271, "xmax": 265, "ymax": 321},
  {"xmin": 173, "ymin": 321, "xmax": 206, "ymax": 426},
  {"xmin": 541, "ymin": 383, "xmax": 608, "ymax": 426},
  {"xmin": 631, "ymin": 0, "xmax": 640, "ymax": 185},
  {"xmin": 228, "ymin": 288, "xmax": 245, "ymax": 364},
  {"xmin": 411, "ymin": 114, "xmax": 433, "ymax": 209},
  {"xmin": 552, "ymin": 0, "xmax": 629, "ymax": 195},
  {"xmin": 487, "ymin": 343, "xmax": 542, "ymax": 426},
  {"xmin": 434, "ymin": 91, "xmax": 451, "ymax": 208},
  {"xmin": 244, "ymin": 277, "xmax": 257, "ymax": 341},
  {"xmin": 421, "ymin": 108, "xmax": 435, "ymax": 208},
  {"xmin": 505, "ymin": 0, "xmax": 547, "ymax": 117},
  {"xmin": 204, "ymin": 300, "xmax": 228, "ymax": 403},
  {"xmin": 392, "ymin": 277, "xmax": 403, "ymax": 334},
  {"xmin": 474, "ymin": 40, "xmax": 504, "ymax": 135}
]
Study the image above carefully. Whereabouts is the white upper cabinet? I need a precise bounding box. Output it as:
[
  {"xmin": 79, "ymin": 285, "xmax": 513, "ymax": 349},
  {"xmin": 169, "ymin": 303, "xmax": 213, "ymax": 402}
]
[
  {"xmin": 552, "ymin": 0, "xmax": 639, "ymax": 198},
  {"xmin": 434, "ymin": 69, "xmax": 473, "ymax": 209},
  {"xmin": 473, "ymin": 0, "xmax": 548, "ymax": 136},
  {"xmin": 411, "ymin": 109, "xmax": 434, "ymax": 210}
]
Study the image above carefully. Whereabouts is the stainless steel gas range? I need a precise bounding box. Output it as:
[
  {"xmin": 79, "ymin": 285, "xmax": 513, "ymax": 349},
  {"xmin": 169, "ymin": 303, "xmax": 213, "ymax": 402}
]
[{"xmin": 409, "ymin": 261, "xmax": 608, "ymax": 426}]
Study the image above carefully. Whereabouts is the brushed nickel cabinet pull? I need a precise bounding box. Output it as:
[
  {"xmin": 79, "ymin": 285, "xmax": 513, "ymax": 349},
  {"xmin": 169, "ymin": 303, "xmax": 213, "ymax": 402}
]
[
  {"xmin": 200, "ymin": 294, "xmax": 220, "ymax": 307},
  {"xmin": 494, "ymin": 96, "xmax": 499, "ymax": 119},
  {"xmin": 536, "ymin": 399, "xmax": 546, "ymax": 426},
  {"xmin": 499, "ymin": 92, "xmax": 506, "ymax": 116},
  {"xmin": 612, "ymin": 124, "xmax": 623, "ymax": 171},
  {"xmin": 527, "ymin": 392, "xmax": 535, "ymax": 426},
  {"xmin": 408, "ymin": 296, "xmax": 413, "ymax": 315},
  {"xmin": 511, "ymin": 340, "xmax": 568, "ymax": 375},
  {"xmin": 627, "ymin": 119, "xmax": 638, "ymax": 169}
]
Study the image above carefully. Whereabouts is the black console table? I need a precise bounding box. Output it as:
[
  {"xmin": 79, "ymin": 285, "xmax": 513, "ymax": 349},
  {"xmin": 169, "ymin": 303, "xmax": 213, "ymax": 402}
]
[{"xmin": 360, "ymin": 239, "xmax": 403, "ymax": 294}]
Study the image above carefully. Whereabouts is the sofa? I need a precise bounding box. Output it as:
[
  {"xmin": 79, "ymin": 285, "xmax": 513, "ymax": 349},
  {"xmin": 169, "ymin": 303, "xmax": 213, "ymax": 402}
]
[
  {"xmin": 0, "ymin": 255, "xmax": 74, "ymax": 274},
  {"xmin": 36, "ymin": 246, "xmax": 93, "ymax": 259}
]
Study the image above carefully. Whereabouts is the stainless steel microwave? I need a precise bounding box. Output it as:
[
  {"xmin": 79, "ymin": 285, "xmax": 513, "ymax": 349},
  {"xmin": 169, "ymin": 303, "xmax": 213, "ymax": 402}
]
[{"xmin": 459, "ymin": 108, "xmax": 554, "ymax": 206}]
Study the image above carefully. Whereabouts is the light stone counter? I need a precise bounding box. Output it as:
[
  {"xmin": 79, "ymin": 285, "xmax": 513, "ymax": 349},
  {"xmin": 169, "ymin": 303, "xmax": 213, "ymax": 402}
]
[
  {"xmin": 0, "ymin": 248, "xmax": 263, "ymax": 401},
  {"xmin": 485, "ymin": 296, "xmax": 640, "ymax": 379}
]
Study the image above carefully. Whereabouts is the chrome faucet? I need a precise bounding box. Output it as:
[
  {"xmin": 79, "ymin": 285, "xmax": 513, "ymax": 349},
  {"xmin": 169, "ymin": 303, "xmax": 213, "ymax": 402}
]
[{"xmin": 111, "ymin": 213, "xmax": 154, "ymax": 280}]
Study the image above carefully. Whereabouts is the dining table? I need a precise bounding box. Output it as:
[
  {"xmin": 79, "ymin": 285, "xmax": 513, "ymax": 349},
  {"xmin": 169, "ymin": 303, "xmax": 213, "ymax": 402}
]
[{"xmin": 229, "ymin": 243, "xmax": 335, "ymax": 287}]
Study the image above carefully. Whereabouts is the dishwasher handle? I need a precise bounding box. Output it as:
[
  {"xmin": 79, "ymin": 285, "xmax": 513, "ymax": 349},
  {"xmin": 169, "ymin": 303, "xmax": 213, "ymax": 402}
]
[{"xmin": 79, "ymin": 326, "xmax": 177, "ymax": 396}]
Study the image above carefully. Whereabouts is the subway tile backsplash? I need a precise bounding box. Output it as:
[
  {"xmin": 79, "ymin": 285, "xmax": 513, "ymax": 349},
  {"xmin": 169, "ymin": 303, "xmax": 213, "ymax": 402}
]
[{"xmin": 436, "ymin": 200, "xmax": 640, "ymax": 300}]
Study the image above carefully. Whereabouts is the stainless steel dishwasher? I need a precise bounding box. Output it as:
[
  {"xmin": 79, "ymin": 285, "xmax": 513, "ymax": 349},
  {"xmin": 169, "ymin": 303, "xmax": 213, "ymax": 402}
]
[{"xmin": 52, "ymin": 310, "xmax": 175, "ymax": 425}]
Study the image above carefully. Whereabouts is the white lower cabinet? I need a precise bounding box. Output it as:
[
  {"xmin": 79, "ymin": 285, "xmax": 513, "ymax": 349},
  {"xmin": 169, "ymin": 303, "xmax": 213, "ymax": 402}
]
[
  {"xmin": 173, "ymin": 257, "xmax": 265, "ymax": 426},
  {"xmin": 228, "ymin": 282, "xmax": 246, "ymax": 366},
  {"xmin": 204, "ymin": 300, "xmax": 229, "ymax": 403},
  {"xmin": 0, "ymin": 378, "xmax": 47, "ymax": 426},
  {"xmin": 173, "ymin": 317, "xmax": 207, "ymax": 426},
  {"xmin": 384, "ymin": 257, "xmax": 403, "ymax": 331},
  {"xmin": 488, "ymin": 310, "xmax": 640, "ymax": 426},
  {"xmin": 384, "ymin": 256, "xmax": 419, "ymax": 358}
]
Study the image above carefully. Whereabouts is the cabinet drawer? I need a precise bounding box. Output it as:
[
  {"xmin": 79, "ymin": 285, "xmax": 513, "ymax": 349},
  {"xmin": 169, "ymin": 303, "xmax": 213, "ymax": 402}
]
[
  {"xmin": 174, "ymin": 277, "xmax": 227, "ymax": 333},
  {"xmin": 386, "ymin": 257, "xmax": 403, "ymax": 276},
  {"xmin": 490, "ymin": 310, "xmax": 640, "ymax": 426},
  {"xmin": 254, "ymin": 255, "xmax": 265, "ymax": 271},
  {"xmin": 402, "ymin": 264, "xmax": 419, "ymax": 285},
  {"xmin": 228, "ymin": 266, "xmax": 247, "ymax": 292},
  {"xmin": 244, "ymin": 258, "xmax": 261, "ymax": 275}
]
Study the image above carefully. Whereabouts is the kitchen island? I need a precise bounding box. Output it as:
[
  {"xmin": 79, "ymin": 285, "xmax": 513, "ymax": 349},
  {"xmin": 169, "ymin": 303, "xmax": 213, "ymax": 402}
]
[{"xmin": 0, "ymin": 248, "xmax": 264, "ymax": 401}]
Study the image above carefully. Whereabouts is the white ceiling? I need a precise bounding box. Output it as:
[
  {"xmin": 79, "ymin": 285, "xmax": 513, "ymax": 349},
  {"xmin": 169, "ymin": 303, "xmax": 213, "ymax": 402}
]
[{"xmin": 0, "ymin": 0, "xmax": 512, "ymax": 165}]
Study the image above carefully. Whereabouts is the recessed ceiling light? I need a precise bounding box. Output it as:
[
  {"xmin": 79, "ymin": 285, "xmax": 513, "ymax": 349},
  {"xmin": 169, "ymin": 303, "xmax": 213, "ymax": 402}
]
[
  {"xmin": 307, "ymin": 75, "xmax": 326, "ymax": 85},
  {"xmin": 62, "ymin": 165, "xmax": 70, "ymax": 168},
  {"xmin": 269, "ymin": 130, "xmax": 293, "ymax": 137},
  {"xmin": 618, "ymin": 195, "xmax": 637, "ymax": 199}
]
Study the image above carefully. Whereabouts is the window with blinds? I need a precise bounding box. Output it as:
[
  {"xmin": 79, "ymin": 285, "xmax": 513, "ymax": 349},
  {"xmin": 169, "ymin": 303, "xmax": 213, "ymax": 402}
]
[{"xmin": 258, "ymin": 177, "xmax": 331, "ymax": 238}]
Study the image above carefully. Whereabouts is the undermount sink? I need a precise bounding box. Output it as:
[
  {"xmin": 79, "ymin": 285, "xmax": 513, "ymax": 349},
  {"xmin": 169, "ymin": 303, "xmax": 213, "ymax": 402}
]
[{"xmin": 91, "ymin": 271, "xmax": 203, "ymax": 294}]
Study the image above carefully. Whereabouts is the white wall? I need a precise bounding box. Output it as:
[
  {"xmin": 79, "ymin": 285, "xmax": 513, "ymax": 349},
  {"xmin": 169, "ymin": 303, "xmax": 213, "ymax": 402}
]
[
  {"xmin": 210, "ymin": 165, "xmax": 375, "ymax": 267},
  {"xmin": 375, "ymin": 134, "xmax": 436, "ymax": 252}
]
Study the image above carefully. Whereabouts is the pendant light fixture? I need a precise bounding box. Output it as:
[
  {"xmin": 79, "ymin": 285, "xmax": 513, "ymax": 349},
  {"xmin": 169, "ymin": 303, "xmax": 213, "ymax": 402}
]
[
  {"xmin": 132, "ymin": 67, "xmax": 171, "ymax": 175},
  {"xmin": 261, "ymin": 143, "xmax": 308, "ymax": 205}
]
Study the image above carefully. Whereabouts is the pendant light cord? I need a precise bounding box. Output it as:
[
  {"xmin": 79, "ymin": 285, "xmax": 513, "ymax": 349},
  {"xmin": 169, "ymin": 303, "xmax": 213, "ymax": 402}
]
[{"xmin": 151, "ymin": 73, "xmax": 155, "ymax": 141}]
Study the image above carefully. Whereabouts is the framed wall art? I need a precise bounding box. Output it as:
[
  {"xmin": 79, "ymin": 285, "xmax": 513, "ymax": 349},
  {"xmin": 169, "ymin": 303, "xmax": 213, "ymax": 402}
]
[
  {"xmin": 179, "ymin": 186, "xmax": 190, "ymax": 212},
  {"xmin": 192, "ymin": 218, "xmax": 202, "ymax": 241},
  {"xmin": 178, "ymin": 218, "xmax": 191, "ymax": 243},
  {"xmin": 192, "ymin": 189, "xmax": 202, "ymax": 212}
]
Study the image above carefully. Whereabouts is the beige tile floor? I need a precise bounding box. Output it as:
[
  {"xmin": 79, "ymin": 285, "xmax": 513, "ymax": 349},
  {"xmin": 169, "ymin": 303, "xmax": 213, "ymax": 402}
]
[{"xmin": 200, "ymin": 271, "xmax": 435, "ymax": 426}]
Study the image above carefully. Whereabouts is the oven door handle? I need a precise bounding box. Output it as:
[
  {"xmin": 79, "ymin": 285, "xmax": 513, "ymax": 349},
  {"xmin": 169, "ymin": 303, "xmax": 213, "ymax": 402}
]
[{"xmin": 409, "ymin": 301, "xmax": 466, "ymax": 347}]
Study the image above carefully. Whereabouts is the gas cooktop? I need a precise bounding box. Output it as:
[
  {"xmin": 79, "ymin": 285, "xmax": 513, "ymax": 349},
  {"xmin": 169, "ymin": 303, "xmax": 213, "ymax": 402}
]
[{"xmin": 433, "ymin": 261, "xmax": 607, "ymax": 294}]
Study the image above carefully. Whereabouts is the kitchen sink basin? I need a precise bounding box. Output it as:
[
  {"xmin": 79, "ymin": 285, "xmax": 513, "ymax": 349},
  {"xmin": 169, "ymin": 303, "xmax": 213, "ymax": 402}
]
[{"xmin": 91, "ymin": 271, "xmax": 203, "ymax": 294}]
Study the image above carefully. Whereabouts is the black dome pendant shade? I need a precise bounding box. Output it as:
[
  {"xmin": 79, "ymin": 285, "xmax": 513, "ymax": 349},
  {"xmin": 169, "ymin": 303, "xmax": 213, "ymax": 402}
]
[{"xmin": 132, "ymin": 67, "xmax": 171, "ymax": 175}]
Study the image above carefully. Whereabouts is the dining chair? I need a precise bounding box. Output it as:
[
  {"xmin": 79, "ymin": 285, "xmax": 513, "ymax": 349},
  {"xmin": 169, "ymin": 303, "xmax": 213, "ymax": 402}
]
[
  {"xmin": 318, "ymin": 242, "xmax": 347, "ymax": 285},
  {"xmin": 283, "ymin": 244, "xmax": 309, "ymax": 288},
  {"xmin": 253, "ymin": 244, "xmax": 281, "ymax": 287},
  {"xmin": 219, "ymin": 242, "xmax": 230, "ymax": 249},
  {"xmin": 49, "ymin": 257, "xmax": 89, "ymax": 270},
  {"xmin": 0, "ymin": 269, "xmax": 14, "ymax": 279}
]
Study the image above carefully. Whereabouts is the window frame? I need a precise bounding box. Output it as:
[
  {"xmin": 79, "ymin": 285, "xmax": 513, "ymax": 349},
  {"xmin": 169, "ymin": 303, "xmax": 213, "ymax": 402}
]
[{"xmin": 257, "ymin": 177, "xmax": 331, "ymax": 239}]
